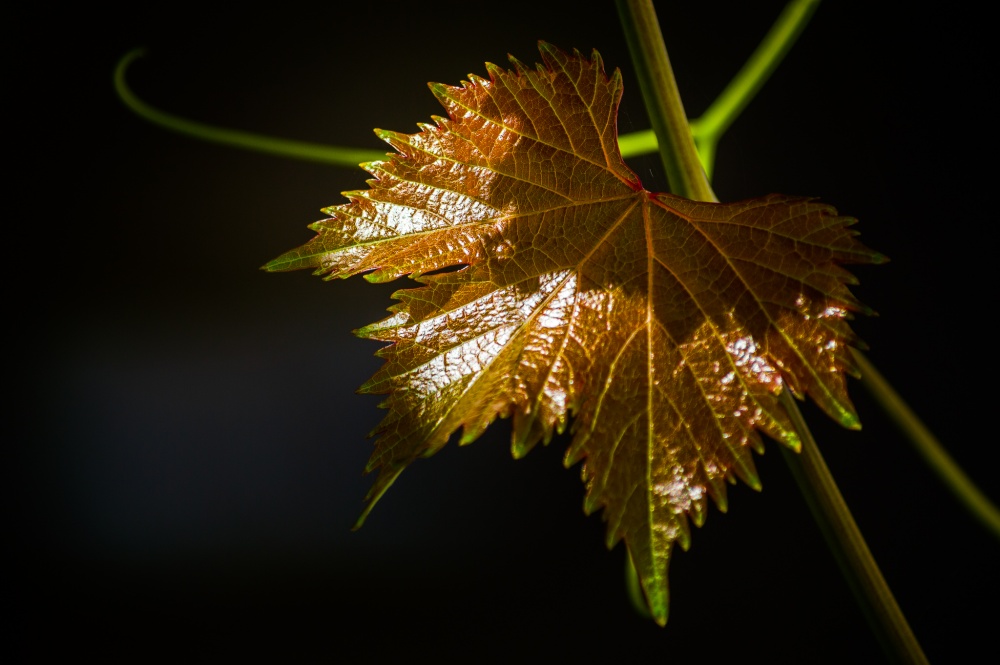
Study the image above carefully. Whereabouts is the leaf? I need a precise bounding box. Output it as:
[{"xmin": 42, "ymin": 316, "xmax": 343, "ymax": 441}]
[{"xmin": 265, "ymin": 41, "xmax": 885, "ymax": 625}]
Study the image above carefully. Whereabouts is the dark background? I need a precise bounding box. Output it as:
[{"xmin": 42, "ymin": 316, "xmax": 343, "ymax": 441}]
[{"xmin": 14, "ymin": 1, "xmax": 997, "ymax": 661}]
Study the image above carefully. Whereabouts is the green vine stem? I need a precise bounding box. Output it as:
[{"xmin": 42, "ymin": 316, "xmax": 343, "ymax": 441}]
[
  {"xmin": 614, "ymin": 0, "xmax": 716, "ymax": 202},
  {"xmin": 778, "ymin": 392, "xmax": 928, "ymax": 664},
  {"xmin": 853, "ymin": 349, "xmax": 1000, "ymax": 540},
  {"xmin": 113, "ymin": 49, "xmax": 383, "ymax": 166},
  {"xmin": 689, "ymin": 0, "xmax": 818, "ymax": 177},
  {"xmin": 616, "ymin": 0, "xmax": 927, "ymax": 660}
]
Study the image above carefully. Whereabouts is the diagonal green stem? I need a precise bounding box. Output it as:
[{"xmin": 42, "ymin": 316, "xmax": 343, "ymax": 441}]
[
  {"xmin": 853, "ymin": 349, "xmax": 1000, "ymax": 540},
  {"xmin": 614, "ymin": 0, "xmax": 716, "ymax": 202},
  {"xmin": 114, "ymin": 49, "xmax": 384, "ymax": 166},
  {"xmin": 779, "ymin": 391, "xmax": 928, "ymax": 664},
  {"xmin": 692, "ymin": 0, "xmax": 820, "ymax": 177}
]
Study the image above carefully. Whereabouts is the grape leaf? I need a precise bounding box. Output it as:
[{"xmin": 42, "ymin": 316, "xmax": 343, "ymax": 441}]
[{"xmin": 265, "ymin": 41, "xmax": 884, "ymax": 624}]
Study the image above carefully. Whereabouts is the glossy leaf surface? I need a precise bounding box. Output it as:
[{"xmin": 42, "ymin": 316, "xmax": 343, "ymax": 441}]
[{"xmin": 266, "ymin": 42, "xmax": 884, "ymax": 624}]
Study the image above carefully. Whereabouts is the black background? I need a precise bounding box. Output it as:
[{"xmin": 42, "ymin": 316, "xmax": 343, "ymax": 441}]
[{"xmin": 13, "ymin": 1, "xmax": 998, "ymax": 661}]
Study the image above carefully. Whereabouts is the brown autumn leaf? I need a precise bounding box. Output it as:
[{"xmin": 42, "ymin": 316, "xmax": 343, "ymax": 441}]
[{"xmin": 265, "ymin": 41, "xmax": 884, "ymax": 624}]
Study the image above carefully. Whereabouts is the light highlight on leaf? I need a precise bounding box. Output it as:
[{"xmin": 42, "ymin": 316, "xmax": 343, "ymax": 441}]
[{"xmin": 266, "ymin": 42, "xmax": 884, "ymax": 625}]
